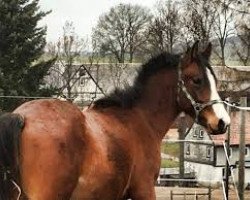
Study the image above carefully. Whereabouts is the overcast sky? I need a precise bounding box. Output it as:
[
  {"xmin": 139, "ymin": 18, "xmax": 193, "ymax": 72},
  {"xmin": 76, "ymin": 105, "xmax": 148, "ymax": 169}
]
[{"xmin": 39, "ymin": 0, "xmax": 156, "ymax": 42}]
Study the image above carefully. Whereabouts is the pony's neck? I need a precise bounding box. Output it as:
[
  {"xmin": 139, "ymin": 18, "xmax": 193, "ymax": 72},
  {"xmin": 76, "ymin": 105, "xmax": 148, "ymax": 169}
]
[{"xmin": 136, "ymin": 69, "xmax": 180, "ymax": 140}]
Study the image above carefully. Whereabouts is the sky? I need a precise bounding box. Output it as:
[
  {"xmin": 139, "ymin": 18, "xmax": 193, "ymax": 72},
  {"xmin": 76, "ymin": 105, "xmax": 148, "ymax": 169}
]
[{"xmin": 39, "ymin": 0, "xmax": 156, "ymax": 42}]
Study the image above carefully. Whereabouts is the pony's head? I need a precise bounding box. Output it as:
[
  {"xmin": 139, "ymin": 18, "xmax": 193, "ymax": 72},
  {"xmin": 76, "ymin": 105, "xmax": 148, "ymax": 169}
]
[{"xmin": 178, "ymin": 41, "xmax": 230, "ymax": 135}]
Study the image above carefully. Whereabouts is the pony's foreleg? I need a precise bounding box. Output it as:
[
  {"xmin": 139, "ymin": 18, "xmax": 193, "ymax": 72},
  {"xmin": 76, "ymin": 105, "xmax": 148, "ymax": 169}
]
[{"xmin": 129, "ymin": 184, "xmax": 156, "ymax": 200}]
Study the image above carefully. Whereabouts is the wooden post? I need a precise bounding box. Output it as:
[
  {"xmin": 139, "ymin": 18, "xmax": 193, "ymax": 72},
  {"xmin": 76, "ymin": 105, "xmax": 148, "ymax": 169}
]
[
  {"xmin": 170, "ymin": 190, "xmax": 173, "ymax": 200},
  {"xmin": 178, "ymin": 112, "xmax": 186, "ymax": 187},
  {"xmin": 195, "ymin": 191, "xmax": 198, "ymax": 200},
  {"xmin": 208, "ymin": 186, "xmax": 212, "ymax": 200},
  {"xmin": 225, "ymin": 99, "xmax": 231, "ymax": 200},
  {"xmin": 238, "ymin": 97, "xmax": 246, "ymax": 200}
]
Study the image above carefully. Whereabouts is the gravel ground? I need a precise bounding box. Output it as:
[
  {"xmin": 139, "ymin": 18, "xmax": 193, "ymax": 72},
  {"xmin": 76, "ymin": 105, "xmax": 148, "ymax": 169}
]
[{"xmin": 155, "ymin": 186, "xmax": 250, "ymax": 200}]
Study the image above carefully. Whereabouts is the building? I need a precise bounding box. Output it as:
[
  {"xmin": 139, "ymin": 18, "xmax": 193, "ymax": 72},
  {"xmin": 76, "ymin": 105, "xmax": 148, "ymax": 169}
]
[
  {"xmin": 183, "ymin": 65, "xmax": 250, "ymax": 188},
  {"xmin": 46, "ymin": 63, "xmax": 140, "ymax": 106},
  {"xmin": 184, "ymin": 111, "xmax": 250, "ymax": 188},
  {"xmin": 46, "ymin": 62, "xmax": 250, "ymax": 106}
]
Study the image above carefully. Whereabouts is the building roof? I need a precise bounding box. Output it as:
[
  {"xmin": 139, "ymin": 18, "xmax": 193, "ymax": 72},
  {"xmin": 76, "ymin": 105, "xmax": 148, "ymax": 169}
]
[
  {"xmin": 213, "ymin": 66, "xmax": 250, "ymax": 92},
  {"xmin": 211, "ymin": 111, "xmax": 250, "ymax": 146}
]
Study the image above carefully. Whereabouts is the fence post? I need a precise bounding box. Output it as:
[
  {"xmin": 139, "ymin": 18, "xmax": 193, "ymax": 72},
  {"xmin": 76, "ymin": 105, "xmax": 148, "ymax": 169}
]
[
  {"xmin": 195, "ymin": 192, "xmax": 198, "ymax": 200},
  {"xmin": 170, "ymin": 190, "xmax": 173, "ymax": 200},
  {"xmin": 178, "ymin": 112, "xmax": 186, "ymax": 187},
  {"xmin": 238, "ymin": 97, "xmax": 246, "ymax": 200},
  {"xmin": 225, "ymin": 97, "xmax": 231, "ymax": 200},
  {"xmin": 208, "ymin": 186, "xmax": 212, "ymax": 200}
]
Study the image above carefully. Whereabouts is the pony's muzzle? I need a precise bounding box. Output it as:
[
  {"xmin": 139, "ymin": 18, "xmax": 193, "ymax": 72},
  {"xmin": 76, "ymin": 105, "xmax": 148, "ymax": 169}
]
[
  {"xmin": 206, "ymin": 101, "xmax": 231, "ymax": 135},
  {"xmin": 209, "ymin": 118, "xmax": 229, "ymax": 135},
  {"xmin": 217, "ymin": 118, "xmax": 228, "ymax": 133}
]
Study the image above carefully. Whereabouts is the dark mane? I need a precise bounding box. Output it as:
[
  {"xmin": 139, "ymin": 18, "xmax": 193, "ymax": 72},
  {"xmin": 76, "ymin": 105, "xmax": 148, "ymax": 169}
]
[{"xmin": 93, "ymin": 53, "xmax": 180, "ymax": 109}]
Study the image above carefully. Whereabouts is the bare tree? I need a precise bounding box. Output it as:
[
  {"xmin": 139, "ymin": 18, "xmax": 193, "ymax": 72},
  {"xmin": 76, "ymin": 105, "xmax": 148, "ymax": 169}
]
[
  {"xmin": 147, "ymin": 0, "xmax": 181, "ymax": 55},
  {"xmin": 50, "ymin": 21, "xmax": 88, "ymax": 99},
  {"xmin": 233, "ymin": 1, "xmax": 250, "ymax": 66},
  {"xmin": 46, "ymin": 41, "xmax": 57, "ymax": 57},
  {"xmin": 126, "ymin": 5, "xmax": 152, "ymax": 62},
  {"xmin": 213, "ymin": 0, "xmax": 236, "ymax": 66},
  {"xmin": 181, "ymin": 0, "xmax": 217, "ymax": 47},
  {"xmin": 92, "ymin": 3, "xmax": 151, "ymax": 63},
  {"xmin": 234, "ymin": 25, "xmax": 250, "ymax": 66},
  {"xmin": 88, "ymin": 38, "xmax": 101, "ymax": 65},
  {"xmin": 108, "ymin": 63, "xmax": 128, "ymax": 88}
]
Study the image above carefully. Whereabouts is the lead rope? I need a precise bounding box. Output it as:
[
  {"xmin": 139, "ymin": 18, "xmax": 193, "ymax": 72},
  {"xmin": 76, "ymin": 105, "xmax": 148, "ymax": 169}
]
[
  {"xmin": 11, "ymin": 179, "xmax": 22, "ymax": 200},
  {"xmin": 223, "ymin": 101, "xmax": 250, "ymax": 111},
  {"xmin": 222, "ymin": 142, "xmax": 240, "ymax": 200}
]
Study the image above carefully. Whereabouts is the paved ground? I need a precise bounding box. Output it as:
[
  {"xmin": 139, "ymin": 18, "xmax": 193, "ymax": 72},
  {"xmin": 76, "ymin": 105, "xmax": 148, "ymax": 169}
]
[{"xmin": 155, "ymin": 186, "xmax": 250, "ymax": 200}]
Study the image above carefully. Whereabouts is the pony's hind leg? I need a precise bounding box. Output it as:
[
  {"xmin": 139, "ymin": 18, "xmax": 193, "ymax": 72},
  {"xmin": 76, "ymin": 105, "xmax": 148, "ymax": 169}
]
[
  {"xmin": 20, "ymin": 134, "xmax": 82, "ymax": 200},
  {"xmin": 22, "ymin": 191, "xmax": 72, "ymax": 200},
  {"xmin": 21, "ymin": 154, "xmax": 79, "ymax": 200},
  {"xmin": 21, "ymin": 160, "xmax": 78, "ymax": 200}
]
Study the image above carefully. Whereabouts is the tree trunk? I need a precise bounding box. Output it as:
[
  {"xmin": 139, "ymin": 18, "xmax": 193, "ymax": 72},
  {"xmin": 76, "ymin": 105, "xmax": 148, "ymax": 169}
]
[
  {"xmin": 120, "ymin": 48, "xmax": 125, "ymax": 63},
  {"xmin": 221, "ymin": 47, "xmax": 226, "ymax": 66},
  {"xmin": 129, "ymin": 49, "xmax": 133, "ymax": 63},
  {"xmin": 219, "ymin": 39, "xmax": 226, "ymax": 66}
]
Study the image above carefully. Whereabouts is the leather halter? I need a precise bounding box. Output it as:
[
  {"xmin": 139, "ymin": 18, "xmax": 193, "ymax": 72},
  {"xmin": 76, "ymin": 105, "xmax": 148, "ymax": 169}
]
[{"xmin": 177, "ymin": 62, "xmax": 224, "ymax": 122}]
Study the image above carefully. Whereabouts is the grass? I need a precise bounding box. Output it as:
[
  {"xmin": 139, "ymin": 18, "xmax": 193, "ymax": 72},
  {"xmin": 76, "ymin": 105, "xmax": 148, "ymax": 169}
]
[
  {"xmin": 161, "ymin": 143, "xmax": 180, "ymax": 157},
  {"xmin": 161, "ymin": 159, "xmax": 179, "ymax": 168},
  {"xmin": 160, "ymin": 143, "xmax": 180, "ymax": 168}
]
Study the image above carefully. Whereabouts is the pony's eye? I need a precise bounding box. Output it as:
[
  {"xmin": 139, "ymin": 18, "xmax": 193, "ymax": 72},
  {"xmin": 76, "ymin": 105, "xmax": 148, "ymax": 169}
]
[{"xmin": 192, "ymin": 77, "xmax": 202, "ymax": 85}]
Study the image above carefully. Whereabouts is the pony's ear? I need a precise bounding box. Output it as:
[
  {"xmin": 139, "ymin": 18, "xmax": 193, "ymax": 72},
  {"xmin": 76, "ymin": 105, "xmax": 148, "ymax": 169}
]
[
  {"xmin": 184, "ymin": 41, "xmax": 199, "ymax": 62},
  {"xmin": 190, "ymin": 41, "xmax": 199, "ymax": 60},
  {"xmin": 202, "ymin": 42, "xmax": 212, "ymax": 59}
]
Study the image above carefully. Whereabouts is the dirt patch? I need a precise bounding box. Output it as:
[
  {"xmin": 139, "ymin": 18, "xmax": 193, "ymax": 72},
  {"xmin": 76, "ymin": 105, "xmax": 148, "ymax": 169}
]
[{"xmin": 155, "ymin": 186, "xmax": 250, "ymax": 200}]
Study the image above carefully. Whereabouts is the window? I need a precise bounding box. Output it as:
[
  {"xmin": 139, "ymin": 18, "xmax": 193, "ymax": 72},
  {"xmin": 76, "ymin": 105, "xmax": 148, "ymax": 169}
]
[
  {"xmin": 229, "ymin": 148, "xmax": 233, "ymax": 158},
  {"xmin": 206, "ymin": 146, "xmax": 211, "ymax": 158},
  {"xmin": 193, "ymin": 145, "xmax": 197, "ymax": 156},
  {"xmin": 247, "ymin": 95, "xmax": 250, "ymax": 107},
  {"xmin": 186, "ymin": 144, "xmax": 190, "ymax": 155},
  {"xmin": 80, "ymin": 77, "xmax": 87, "ymax": 85},
  {"xmin": 199, "ymin": 130, "xmax": 204, "ymax": 138},
  {"xmin": 79, "ymin": 68, "xmax": 86, "ymax": 77},
  {"xmin": 245, "ymin": 147, "xmax": 249, "ymax": 157},
  {"xmin": 193, "ymin": 129, "xmax": 198, "ymax": 138}
]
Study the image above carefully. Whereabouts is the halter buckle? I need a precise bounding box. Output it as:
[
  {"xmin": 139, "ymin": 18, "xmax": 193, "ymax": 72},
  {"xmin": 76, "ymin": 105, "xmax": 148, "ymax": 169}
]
[{"xmin": 178, "ymin": 77, "xmax": 223, "ymax": 120}]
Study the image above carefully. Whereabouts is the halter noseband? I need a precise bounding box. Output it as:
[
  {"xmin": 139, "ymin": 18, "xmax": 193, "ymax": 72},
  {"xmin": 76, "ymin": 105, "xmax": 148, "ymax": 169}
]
[{"xmin": 177, "ymin": 61, "xmax": 224, "ymax": 122}]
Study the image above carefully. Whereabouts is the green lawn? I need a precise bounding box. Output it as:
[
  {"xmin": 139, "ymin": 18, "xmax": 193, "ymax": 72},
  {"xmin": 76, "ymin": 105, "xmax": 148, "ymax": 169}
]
[
  {"xmin": 161, "ymin": 159, "xmax": 179, "ymax": 168},
  {"xmin": 161, "ymin": 143, "xmax": 180, "ymax": 157},
  {"xmin": 160, "ymin": 143, "xmax": 180, "ymax": 168}
]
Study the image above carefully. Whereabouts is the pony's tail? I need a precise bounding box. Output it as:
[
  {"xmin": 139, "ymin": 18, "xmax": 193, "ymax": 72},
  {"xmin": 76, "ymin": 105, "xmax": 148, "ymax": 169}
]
[{"xmin": 0, "ymin": 113, "xmax": 24, "ymax": 200}]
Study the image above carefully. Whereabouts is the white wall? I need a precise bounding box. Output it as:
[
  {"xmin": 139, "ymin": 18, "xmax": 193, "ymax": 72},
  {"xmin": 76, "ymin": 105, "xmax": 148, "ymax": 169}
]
[
  {"xmin": 187, "ymin": 162, "xmax": 223, "ymax": 188},
  {"xmin": 233, "ymin": 168, "xmax": 250, "ymax": 188}
]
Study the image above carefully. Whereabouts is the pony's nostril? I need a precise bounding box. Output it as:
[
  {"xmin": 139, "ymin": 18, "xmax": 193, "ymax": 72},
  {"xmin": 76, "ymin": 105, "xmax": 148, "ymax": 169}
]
[{"xmin": 218, "ymin": 119, "xmax": 226, "ymax": 133}]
